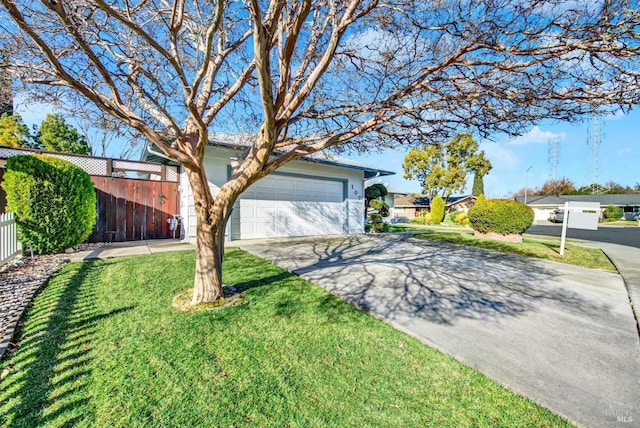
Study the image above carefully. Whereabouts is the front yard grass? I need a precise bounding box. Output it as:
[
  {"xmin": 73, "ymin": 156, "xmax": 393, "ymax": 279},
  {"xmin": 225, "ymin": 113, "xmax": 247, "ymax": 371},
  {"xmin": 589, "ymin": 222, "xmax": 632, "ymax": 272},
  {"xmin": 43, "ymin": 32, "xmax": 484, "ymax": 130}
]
[
  {"xmin": 0, "ymin": 250, "xmax": 571, "ymax": 427},
  {"xmin": 600, "ymin": 220, "xmax": 638, "ymax": 227},
  {"xmin": 390, "ymin": 225, "xmax": 615, "ymax": 272}
]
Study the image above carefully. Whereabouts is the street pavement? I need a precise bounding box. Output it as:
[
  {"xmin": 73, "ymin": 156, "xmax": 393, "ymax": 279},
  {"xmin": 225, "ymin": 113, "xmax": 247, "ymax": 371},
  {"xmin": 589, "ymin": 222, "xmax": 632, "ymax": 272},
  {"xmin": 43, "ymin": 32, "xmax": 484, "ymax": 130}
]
[
  {"xmin": 527, "ymin": 224, "xmax": 640, "ymax": 249},
  {"xmin": 241, "ymin": 234, "xmax": 640, "ymax": 428}
]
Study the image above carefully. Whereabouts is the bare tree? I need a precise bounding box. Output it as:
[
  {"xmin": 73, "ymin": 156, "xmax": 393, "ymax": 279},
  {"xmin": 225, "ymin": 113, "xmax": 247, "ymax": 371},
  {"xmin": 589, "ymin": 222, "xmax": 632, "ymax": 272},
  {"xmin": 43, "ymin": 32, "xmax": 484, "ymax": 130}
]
[
  {"xmin": 1, "ymin": 0, "xmax": 640, "ymax": 305},
  {"xmin": 535, "ymin": 177, "xmax": 577, "ymax": 196},
  {"xmin": 75, "ymin": 109, "xmax": 145, "ymax": 159}
]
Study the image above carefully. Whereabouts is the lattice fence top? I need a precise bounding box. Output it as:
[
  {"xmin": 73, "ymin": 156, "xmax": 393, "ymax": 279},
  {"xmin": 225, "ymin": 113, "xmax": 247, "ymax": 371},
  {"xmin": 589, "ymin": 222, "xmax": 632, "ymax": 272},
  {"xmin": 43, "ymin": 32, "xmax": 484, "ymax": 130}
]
[
  {"xmin": 55, "ymin": 154, "xmax": 108, "ymax": 176},
  {"xmin": 165, "ymin": 165, "xmax": 179, "ymax": 182},
  {"xmin": 0, "ymin": 146, "xmax": 179, "ymax": 182}
]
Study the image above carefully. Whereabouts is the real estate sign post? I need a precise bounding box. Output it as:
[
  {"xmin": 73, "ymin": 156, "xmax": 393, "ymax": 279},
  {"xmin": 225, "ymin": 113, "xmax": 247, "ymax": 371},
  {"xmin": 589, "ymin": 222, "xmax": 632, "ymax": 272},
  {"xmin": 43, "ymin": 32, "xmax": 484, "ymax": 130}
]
[{"xmin": 559, "ymin": 201, "xmax": 600, "ymax": 256}]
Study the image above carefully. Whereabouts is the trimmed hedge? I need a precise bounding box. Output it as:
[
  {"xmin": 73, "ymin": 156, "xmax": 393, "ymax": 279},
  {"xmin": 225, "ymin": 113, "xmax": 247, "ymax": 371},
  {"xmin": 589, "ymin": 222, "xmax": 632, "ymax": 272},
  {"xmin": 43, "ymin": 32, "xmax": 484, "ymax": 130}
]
[
  {"xmin": 3, "ymin": 155, "xmax": 97, "ymax": 254},
  {"xmin": 468, "ymin": 199, "xmax": 533, "ymax": 235}
]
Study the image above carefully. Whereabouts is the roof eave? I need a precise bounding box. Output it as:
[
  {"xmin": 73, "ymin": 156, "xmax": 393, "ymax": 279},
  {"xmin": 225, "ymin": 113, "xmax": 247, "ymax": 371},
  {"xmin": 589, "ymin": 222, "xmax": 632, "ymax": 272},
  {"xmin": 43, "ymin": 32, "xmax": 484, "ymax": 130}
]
[{"xmin": 211, "ymin": 140, "xmax": 395, "ymax": 177}]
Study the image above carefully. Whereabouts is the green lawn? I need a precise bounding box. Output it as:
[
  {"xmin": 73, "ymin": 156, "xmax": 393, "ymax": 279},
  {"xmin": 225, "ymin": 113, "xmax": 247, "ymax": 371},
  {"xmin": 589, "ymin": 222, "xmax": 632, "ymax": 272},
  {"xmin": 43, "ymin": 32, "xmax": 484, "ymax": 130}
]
[
  {"xmin": 389, "ymin": 225, "xmax": 616, "ymax": 272},
  {"xmin": 0, "ymin": 250, "xmax": 571, "ymax": 427},
  {"xmin": 600, "ymin": 220, "xmax": 638, "ymax": 227}
]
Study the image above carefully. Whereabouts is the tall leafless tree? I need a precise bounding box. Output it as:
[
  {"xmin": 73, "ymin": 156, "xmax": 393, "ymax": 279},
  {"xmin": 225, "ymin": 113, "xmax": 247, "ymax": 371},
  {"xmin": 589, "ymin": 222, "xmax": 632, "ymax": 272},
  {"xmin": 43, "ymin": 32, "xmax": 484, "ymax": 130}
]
[{"xmin": 1, "ymin": 0, "xmax": 639, "ymax": 305}]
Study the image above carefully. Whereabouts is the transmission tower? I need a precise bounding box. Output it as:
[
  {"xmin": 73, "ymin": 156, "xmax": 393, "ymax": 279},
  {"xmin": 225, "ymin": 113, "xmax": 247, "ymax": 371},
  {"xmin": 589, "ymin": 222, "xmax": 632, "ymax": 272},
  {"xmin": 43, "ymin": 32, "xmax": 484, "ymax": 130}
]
[
  {"xmin": 548, "ymin": 137, "xmax": 560, "ymax": 180},
  {"xmin": 587, "ymin": 112, "xmax": 604, "ymax": 194}
]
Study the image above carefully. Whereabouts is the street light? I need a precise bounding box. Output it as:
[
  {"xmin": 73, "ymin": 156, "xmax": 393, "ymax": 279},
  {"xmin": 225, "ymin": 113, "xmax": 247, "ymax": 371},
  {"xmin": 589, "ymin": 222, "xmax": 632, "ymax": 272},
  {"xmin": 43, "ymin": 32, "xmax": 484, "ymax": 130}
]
[{"xmin": 524, "ymin": 166, "xmax": 533, "ymax": 205}]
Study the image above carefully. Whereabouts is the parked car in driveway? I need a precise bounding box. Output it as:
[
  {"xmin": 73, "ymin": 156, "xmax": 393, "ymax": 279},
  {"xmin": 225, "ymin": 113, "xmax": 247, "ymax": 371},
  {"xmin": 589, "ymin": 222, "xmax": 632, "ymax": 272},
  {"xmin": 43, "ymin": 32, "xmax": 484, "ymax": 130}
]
[{"xmin": 549, "ymin": 209, "xmax": 564, "ymax": 223}]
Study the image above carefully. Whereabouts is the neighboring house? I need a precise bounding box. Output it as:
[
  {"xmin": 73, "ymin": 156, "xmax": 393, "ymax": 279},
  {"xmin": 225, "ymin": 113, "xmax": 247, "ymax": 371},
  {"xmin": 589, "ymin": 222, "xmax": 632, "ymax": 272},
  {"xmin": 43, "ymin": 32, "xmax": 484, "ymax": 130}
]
[
  {"xmin": 394, "ymin": 196, "xmax": 430, "ymax": 218},
  {"xmin": 144, "ymin": 135, "xmax": 394, "ymax": 242},
  {"xmin": 443, "ymin": 195, "xmax": 477, "ymax": 213},
  {"xmin": 393, "ymin": 195, "xmax": 477, "ymax": 218},
  {"xmin": 516, "ymin": 194, "xmax": 640, "ymax": 221}
]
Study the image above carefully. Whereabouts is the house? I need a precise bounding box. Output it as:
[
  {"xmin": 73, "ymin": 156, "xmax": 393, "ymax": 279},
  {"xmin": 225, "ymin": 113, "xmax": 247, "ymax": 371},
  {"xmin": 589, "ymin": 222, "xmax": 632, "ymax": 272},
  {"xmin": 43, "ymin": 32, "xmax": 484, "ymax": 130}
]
[
  {"xmin": 393, "ymin": 196, "xmax": 430, "ymax": 218},
  {"xmin": 144, "ymin": 134, "xmax": 395, "ymax": 242},
  {"xmin": 393, "ymin": 195, "xmax": 477, "ymax": 219},
  {"xmin": 515, "ymin": 194, "xmax": 640, "ymax": 221}
]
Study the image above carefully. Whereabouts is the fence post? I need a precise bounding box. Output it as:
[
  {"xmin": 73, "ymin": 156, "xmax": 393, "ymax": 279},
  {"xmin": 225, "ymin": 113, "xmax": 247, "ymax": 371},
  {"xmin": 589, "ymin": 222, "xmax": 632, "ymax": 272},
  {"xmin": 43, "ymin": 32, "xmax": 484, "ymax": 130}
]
[{"xmin": 0, "ymin": 212, "xmax": 21, "ymax": 266}]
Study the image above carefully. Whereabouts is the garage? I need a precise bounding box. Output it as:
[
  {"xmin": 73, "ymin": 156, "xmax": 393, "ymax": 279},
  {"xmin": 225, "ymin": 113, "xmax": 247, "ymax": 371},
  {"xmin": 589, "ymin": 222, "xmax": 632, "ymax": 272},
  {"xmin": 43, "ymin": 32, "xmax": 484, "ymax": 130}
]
[
  {"xmin": 230, "ymin": 173, "xmax": 348, "ymax": 240},
  {"xmin": 145, "ymin": 139, "xmax": 394, "ymax": 242}
]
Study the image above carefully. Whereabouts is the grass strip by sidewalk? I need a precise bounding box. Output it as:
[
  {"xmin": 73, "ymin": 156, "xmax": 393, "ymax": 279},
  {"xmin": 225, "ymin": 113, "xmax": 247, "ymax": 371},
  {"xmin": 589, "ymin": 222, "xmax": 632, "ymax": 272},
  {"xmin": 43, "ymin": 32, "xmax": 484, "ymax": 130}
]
[
  {"xmin": 390, "ymin": 225, "xmax": 616, "ymax": 272},
  {"xmin": 0, "ymin": 249, "xmax": 571, "ymax": 427}
]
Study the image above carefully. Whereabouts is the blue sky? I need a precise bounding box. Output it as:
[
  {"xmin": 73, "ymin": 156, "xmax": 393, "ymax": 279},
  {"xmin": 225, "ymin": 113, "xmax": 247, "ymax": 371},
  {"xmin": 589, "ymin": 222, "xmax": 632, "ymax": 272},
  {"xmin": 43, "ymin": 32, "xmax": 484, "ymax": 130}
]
[
  {"xmin": 16, "ymin": 98, "xmax": 640, "ymax": 198},
  {"xmin": 352, "ymin": 109, "xmax": 640, "ymax": 198}
]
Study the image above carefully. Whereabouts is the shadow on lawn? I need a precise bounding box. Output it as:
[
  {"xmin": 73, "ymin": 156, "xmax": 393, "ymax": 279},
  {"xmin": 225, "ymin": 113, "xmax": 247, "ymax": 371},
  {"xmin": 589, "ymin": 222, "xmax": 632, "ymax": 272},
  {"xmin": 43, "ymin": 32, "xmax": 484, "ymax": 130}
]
[
  {"xmin": 231, "ymin": 271, "xmax": 293, "ymax": 293},
  {"xmin": 0, "ymin": 261, "xmax": 134, "ymax": 427},
  {"xmin": 227, "ymin": 257, "xmax": 365, "ymax": 324}
]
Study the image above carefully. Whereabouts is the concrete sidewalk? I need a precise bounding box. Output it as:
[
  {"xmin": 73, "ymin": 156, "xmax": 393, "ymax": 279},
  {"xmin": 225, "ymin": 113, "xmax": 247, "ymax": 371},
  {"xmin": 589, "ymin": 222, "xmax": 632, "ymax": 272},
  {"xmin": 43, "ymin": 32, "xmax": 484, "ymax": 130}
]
[
  {"xmin": 241, "ymin": 234, "xmax": 640, "ymax": 428},
  {"xmin": 68, "ymin": 239, "xmax": 195, "ymax": 262},
  {"xmin": 578, "ymin": 240, "xmax": 640, "ymax": 335}
]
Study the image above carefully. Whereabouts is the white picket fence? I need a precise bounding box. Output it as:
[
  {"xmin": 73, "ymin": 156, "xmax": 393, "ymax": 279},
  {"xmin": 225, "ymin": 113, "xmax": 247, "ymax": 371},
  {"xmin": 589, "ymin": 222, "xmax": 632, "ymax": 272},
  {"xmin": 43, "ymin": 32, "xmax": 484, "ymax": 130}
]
[{"xmin": 0, "ymin": 212, "xmax": 20, "ymax": 266}]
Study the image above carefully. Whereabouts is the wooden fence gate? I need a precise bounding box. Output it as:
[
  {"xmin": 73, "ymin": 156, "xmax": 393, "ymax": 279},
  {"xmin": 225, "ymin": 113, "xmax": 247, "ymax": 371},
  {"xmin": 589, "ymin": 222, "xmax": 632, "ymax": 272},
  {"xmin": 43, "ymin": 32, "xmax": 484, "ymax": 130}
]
[
  {"xmin": 89, "ymin": 177, "xmax": 180, "ymax": 242},
  {"xmin": 0, "ymin": 146, "xmax": 182, "ymax": 243}
]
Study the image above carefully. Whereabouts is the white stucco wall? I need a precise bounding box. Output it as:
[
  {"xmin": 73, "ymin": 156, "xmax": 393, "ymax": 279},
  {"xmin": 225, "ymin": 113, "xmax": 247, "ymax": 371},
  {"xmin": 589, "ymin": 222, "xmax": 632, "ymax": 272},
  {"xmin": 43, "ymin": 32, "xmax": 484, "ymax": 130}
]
[{"xmin": 179, "ymin": 147, "xmax": 367, "ymax": 242}]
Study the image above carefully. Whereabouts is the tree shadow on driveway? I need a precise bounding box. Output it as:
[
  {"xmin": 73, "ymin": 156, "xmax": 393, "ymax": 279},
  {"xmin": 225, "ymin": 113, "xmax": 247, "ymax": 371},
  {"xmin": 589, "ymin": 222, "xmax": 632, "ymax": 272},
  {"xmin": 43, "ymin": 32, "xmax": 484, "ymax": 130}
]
[{"xmin": 241, "ymin": 234, "xmax": 614, "ymax": 326}]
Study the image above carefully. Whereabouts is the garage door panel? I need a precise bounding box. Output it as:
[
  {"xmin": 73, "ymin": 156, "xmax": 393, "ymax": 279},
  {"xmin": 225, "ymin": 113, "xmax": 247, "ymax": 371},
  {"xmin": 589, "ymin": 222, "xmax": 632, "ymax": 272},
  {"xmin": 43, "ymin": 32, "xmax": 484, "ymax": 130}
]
[
  {"xmin": 276, "ymin": 179, "xmax": 295, "ymax": 191},
  {"xmin": 235, "ymin": 175, "xmax": 347, "ymax": 240}
]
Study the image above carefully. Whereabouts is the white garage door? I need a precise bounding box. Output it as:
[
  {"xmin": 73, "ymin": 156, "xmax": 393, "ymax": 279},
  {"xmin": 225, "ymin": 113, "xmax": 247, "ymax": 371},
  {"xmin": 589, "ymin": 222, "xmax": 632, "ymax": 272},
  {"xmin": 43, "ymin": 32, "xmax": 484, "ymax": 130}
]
[{"xmin": 230, "ymin": 174, "xmax": 347, "ymax": 240}]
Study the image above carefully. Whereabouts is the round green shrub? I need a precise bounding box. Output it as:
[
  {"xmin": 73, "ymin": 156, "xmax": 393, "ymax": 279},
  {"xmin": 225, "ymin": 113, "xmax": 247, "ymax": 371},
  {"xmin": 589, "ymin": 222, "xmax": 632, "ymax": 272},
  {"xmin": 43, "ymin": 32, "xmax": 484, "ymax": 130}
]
[
  {"xmin": 371, "ymin": 183, "xmax": 388, "ymax": 197},
  {"xmin": 468, "ymin": 199, "xmax": 533, "ymax": 235},
  {"xmin": 3, "ymin": 154, "xmax": 97, "ymax": 253},
  {"xmin": 451, "ymin": 211, "xmax": 470, "ymax": 225},
  {"xmin": 365, "ymin": 186, "xmax": 381, "ymax": 200},
  {"xmin": 603, "ymin": 205, "xmax": 623, "ymax": 220},
  {"xmin": 369, "ymin": 213, "xmax": 383, "ymax": 223},
  {"xmin": 365, "ymin": 183, "xmax": 388, "ymax": 201},
  {"xmin": 369, "ymin": 199, "xmax": 390, "ymax": 217}
]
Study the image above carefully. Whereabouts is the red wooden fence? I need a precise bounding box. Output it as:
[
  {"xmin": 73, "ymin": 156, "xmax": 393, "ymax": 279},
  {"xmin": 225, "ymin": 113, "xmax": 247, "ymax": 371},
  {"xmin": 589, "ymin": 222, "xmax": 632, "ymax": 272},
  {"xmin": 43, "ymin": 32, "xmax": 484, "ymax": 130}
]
[
  {"xmin": 89, "ymin": 177, "xmax": 179, "ymax": 242},
  {"xmin": 0, "ymin": 146, "xmax": 182, "ymax": 243}
]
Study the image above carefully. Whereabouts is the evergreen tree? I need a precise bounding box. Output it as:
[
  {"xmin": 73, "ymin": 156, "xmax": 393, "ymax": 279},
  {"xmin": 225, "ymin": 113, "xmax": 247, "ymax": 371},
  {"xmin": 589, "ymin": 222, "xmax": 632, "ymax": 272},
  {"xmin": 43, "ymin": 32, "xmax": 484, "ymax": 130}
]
[
  {"xmin": 430, "ymin": 195, "xmax": 445, "ymax": 224},
  {"xmin": 472, "ymin": 174, "xmax": 484, "ymax": 196},
  {"xmin": 0, "ymin": 113, "xmax": 31, "ymax": 148},
  {"xmin": 36, "ymin": 113, "xmax": 91, "ymax": 155}
]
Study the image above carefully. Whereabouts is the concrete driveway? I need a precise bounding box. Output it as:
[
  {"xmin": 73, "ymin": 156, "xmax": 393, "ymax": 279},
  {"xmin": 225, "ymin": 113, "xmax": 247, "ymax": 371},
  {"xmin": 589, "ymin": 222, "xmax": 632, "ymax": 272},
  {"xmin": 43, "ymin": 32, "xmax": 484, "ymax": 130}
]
[{"xmin": 241, "ymin": 234, "xmax": 640, "ymax": 428}]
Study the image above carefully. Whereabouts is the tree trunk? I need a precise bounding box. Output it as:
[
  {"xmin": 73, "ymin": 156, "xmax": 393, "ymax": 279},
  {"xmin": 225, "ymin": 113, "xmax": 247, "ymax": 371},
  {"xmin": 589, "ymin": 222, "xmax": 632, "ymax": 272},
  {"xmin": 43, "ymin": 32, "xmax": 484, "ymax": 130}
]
[{"xmin": 187, "ymin": 167, "xmax": 228, "ymax": 306}]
